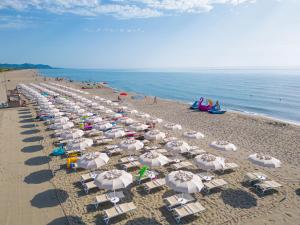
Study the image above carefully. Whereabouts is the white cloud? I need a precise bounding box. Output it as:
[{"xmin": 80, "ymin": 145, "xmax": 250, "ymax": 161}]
[
  {"xmin": 0, "ymin": 15, "xmax": 35, "ymax": 29},
  {"xmin": 0, "ymin": 0, "xmax": 257, "ymax": 19}
]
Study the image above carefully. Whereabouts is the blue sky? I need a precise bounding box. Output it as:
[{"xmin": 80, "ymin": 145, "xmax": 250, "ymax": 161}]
[{"xmin": 0, "ymin": 0, "xmax": 299, "ymax": 69}]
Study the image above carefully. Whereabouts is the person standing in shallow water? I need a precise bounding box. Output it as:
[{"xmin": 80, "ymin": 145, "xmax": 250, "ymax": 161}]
[{"xmin": 153, "ymin": 96, "xmax": 157, "ymax": 104}]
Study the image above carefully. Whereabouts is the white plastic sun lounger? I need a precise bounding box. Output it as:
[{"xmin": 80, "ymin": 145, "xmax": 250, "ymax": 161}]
[
  {"xmin": 80, "ymin": 171, "xmax": 102, "ymax": 185},
  {"xmin": 103, "ymin": 202, "xmax": 136, "ymax": 224},
  {"xmin": 143, "ymin": 178, "xmax": 166, "ymax": 193},
  {"xmin": 254, "ymin": 180, "xmax": 282, "ymax": 195},
  {"xmin": 172, "ymin": 202, "xmax": 205, "ymax": 223},
  {"xmin": 203, "ymin": 179, "xmax": 228, "ymax": 194},
  {"xmin": 172, "ymin": 161, "xmax": 193, "ymax": 170},
  {"xmin": 164, "ymin": 193, "xmax": 195, "ymax": 211},
  {"xmin": 83, "ymin": 181, "xmax": 98, "ymax": 194},
  {"xmin": 218, "ymin": 162, "xmax": 239, "ymax": 173},
  {"xmin": 93, "ymin": 191, "xmax": 125, "ymax": 208}
]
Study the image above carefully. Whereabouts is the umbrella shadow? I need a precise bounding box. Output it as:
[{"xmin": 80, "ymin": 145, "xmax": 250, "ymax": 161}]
[
  {"xmin": 24, "ymin": 156, "xmax": 51, "ymax": 166},
  {"xmin": 221, "ymin": 188, "xmax": 257, "ymax": 209},
  {"xmin": 24, "ymin": 169, "xmax": 53, "ymax": 184},
  {"xmin": 19, "ymin": 115, "xmax": 33, "ymax": 119},
  {"xmin": 31, "ymin": 189, "xmax": 68, "ymax": 208},
  {"xmin": 21, "ymin": 124, "xmax": 36, "ymax": 128},
  {"xmin": 21, "ymin": 145, "xmax": 44, "ymax": 153},
  {"xmin": 21, "ymin": 129, "xmax": 40, "ymax": 135},
  {"xmin": 23, "ymin": 136, "xmax": 44, "ymax": 143},
  {"xmin": 47, "ymin": 216, "xmax": 86, "ymax": 225},
  {"xmin": 19, "ymin": 118, "xmax": 34, "ymax": 123},
  {"xmin": 296, "ymin": 188, "xmax": 300, "ymax": 196},
  {"xmin": 18, "ymin": 108, "xmax": 30, "ymax": 112}
]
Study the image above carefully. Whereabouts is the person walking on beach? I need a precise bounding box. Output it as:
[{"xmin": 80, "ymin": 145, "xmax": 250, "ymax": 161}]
[{"xmin": 153, "ymin": 96, "xmax": 157, "ymax": 104}]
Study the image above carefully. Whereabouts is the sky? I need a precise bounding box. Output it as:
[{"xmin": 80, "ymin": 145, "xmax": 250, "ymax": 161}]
[{"xmin": 0, "ymin": 0, "xmax": 300, "ymax": 69}]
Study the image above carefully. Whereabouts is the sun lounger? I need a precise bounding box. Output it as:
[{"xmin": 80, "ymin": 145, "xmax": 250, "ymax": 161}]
[
  {"xmin": 218, "ymin": 162, "xmax": 239, "ymax": 173},
  {"xmin": 80, "ymin": 171, "xmax": 101, "ymax": 185},
  {"xmin": 122, "ymin": 161, "xmax": 141, "ymax": 171},
  {"xmin": 107, "ymin": 148, "xmax": 123, "ymax": 156},
  {"xmin": 153, "ymin": 148, "xmax": 168, "ymax": 154},
  {"xmin": 66, "ymin": 149, "xmax": 82, "ymax": 157},
  {"xmin": 172, "ymin": 161, "xmax": 193, "ymax": 170},
  {"xmin": 143, "ymin": 178, "xmax": 166, "ymax": 193},
  {"xmin": 172, "ymin": 202, "xmax": 205, "ymax": 223},
  {"xmin": 185, "ymin": 149, "xmax": 206, "ymax": 158},
  {"xmin": 203, "ymin": 179, "xmax": 228, "ymax": 194},
  {"xmin": 164, "ymin": 193, "xmax": 195, "ymax": 211},
  {"xmin": 83, "ymin": 181, "xmax": 98, "ymax": 194},
  {"xmin": 254, "ymin": 180, "xmax": 282, "ymax": 195},
  {"xmin": 118, "ymin": 156, "xmax": 137, "ymax": 164},
  {"xmin": 103, "ymin": 202, "xmax": 137, "ymax": 224},
  {"xmin": 94, "ymin": 138, "xmax": 113, "ymax": 145},
  {"xmin": 105, "ymin": 145, "xmax": 119, "ymax": 150},
  {"xmin": 243, "ymin": 172, "xmax": 268, "ymax": 185},
  {"xmin": 197, "ymin": 172, "xmax": 215, "ymax": 182},
  {"xmin": 85, "ymin": 129, "xmax": 103, "ymax": 137},
  {"xmin": 137, "ymin": 170, "xmax": 159, "ymax": 184},
  {"xmin": 169, "ymin": 156, "xmax": 186, "ymax": 163},
  {"xmin": 93, "ymin": 191, "xmax": 125, "ymax": 208}
]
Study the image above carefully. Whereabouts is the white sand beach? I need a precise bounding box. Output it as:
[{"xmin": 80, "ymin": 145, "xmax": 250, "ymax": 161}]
[{"xmin": 0, "ymin": 69, "xmax": 300, "ymax": 225}]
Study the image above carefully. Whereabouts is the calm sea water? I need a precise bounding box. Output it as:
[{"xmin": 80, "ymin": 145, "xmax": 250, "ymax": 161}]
[{"xmin": 39, "ymin": 68, "xmax": 300, "ymax": 124}]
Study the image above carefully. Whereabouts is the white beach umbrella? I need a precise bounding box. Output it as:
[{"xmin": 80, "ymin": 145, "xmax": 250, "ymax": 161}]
[
  {"xmin": 65, "ymin": 138, "xmax": 93, "ymax": 151},
  {"xmin": 104, "ymin": 129, "xmax": 126, "ymax": 139},
  {"xmin": 49, "ymin": 121, "xmax": 74, "ymax": 130},
  {"xmin": 166, "ymin": 170, "xmax": 204, "ymax": 194},
  {"xmin": 94, "ymin": 169, "xmax": 132, "ymax": 191},
  {"xmin": 183, "ymin": 131, "xmax": 205, "ymax": 139},
  {"xmin": 77, "ymin": 152, "xmax": 109, "ymax": 170},
  {"xmin": 119, "ymin": 139, "xmax": 144, "ymax": 151},
  {"xmin": 144, "ymin": 130, "xmax": 166, "ymax": 142},
  {"xmin": 164, "ymin": 123, "xmax": 182, "ymax": 131},
  {"xmin": 194, "ymin": 153, "xmax": 226, "ymax": 171},
  {"xmin": 61, "ymin": 129, "xmax": 84, "ymax": 139},
  {"xmin": 139, "ymin": 151, "xmax": 170, "ymax": 167},
  {"xmin": 129, "ymin": 122, "xmax": 149, "ymax": 131},
  {"xmin": 50, "ymin": 116, "xmax": 69, "ymax": 124},
  {"xmin": 165, "ymin": 140, "xmax": 190, "ymax": 154},
  {"xmin": 94, "ymin": 121, "xmax": 113, "ymax": 131},
  {"xmin": 147, "ymin": 117, "xmax": 163, "ymax": 124},
  {"xmin": 210, "ymin": 141, "xmax": 237, "ymax": 151},
  {"xmin": 248, "ymin": 153, "xmax": 281, "ymax": 168}
]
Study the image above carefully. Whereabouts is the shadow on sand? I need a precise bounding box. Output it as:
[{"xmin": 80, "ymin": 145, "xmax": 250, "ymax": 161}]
[
  {"xmin": 18, "ymin": 111, "xmax": 31, "ymax": 115},
  {"xmin": 47, "ymin": 216, "xmax": 86, "ymax": 225},
  {"xmin": 21, "ymin": 129, "xmax": 40, "ymax": 135},
  {"xmin": 221, "ymin": 188, "xmax": 257, "ymax": 209},
  {"xmin": 24, "ymin": 169, "xmax": 53, "ymax": 184},
  {"xmin": 25, "ymin": 156, "xmax": 51, "ymax": 166},
  {"xmin": 19, "ymin": 115, "xmax": 33, "ymax": 119},
  {"xmin": 23, "ymin": 136, "xmax": 44, "ymax": 143},
  {"xmin": 20, "ymin": 118, "xmax": 34, "ymax": 123},
  {"xmin": 31, "ymin": 189, "xmax": 68, "ymax": 208},
  {"xmin": 21, "ymin": 124, "xmax": 36, "ymax": 128},
  {"xmin": 21, "ymin": 145, "xmax": 44, "ymax": 153},
  {"xmin": 296, "ymin": 188, "xmax": 300, "ymax": 196}
]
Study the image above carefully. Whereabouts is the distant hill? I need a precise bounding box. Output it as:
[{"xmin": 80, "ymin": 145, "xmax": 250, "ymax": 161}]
[{"xmin": 0, "ymin": 63, "xmax": 53, "ymax": 69}]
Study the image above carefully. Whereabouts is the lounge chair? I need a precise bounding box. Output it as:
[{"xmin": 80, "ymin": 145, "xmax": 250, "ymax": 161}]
[
  {"xmin": 122, "ymin": 161, "xmax": 141, "ymax": 171},
  {"xmin": 218, "ymin": 162, "xmax": 239, "ymax": 173},
  {"xmin": 197, "ymin": 172, "xmax": 215, "ymax": 182},
  {"xmin": 172, "ymin": 202, "xmax": 205, "ymax": 223},
  {"xmin": 144, "ymin": 178, "xmax": 166, "ymax": 193},
  {"xmin": 185, "ymin": 149, "xmax": 206, "ymax": 158},
  {"xmin": 83, "ymin": 181, "xmax": 98, "ymax": 194},
  {"xmin": 66, "ymin": 149, "xmax": 82, "ymax": 157},
  {"xmin": 85, "ymin": 129, "xmax": 103, "ymax": 137},
  {"xmin": 105, "ymin": 145, "xmax": 119, "ymax": 150},
  {"xmin": 172, "ymin": 161, "xmax": 193, "ymax": 170},
  {"xmin": 118, "ymin": 156, "xmax": 137, "ymax": 164},
  {"xmin": 107, "ymin": 148, "xmax": 123, "ymax": 156},
  {"xmin": 93, "ymin": 191, "xmax": 125, "ymax": 208},
  {"xmin": 136, "ymin": 170, "xmax": 159, "ymax": 184},
  {"xmin": 254, "ymin": 180, "xmax": 282, "ymax": 195},
  {"xmin": 94, "ymin": 138, "xmax": 113, "ymax": 145},
  {"xmin": 164, "ymin": 193, "xmax": 195, "ymax": 211},
  {"xmin": 103, "ymin": 202, "xmax": 137, "ymax": 224},
  {"xmin": 243, "ymin": 172, "xmax": 268, "ymax": 185},
  {"xmin": 80, "ymin": 171, "xmax": 101, "ymax": 185},
  {"xmin": 203, "ymin": 179, "xmax": 228, "ymax": 194}
]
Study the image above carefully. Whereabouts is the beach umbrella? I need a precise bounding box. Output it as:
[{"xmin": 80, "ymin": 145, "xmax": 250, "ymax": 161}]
[
  {"xmin": 119, "ymin": 139, "xmax": 144, "ymax": 151},
  {"xmin": 248, "ymin": 153, "xmax": 281, "ymax": 168},
  {"xmin": 165, "ymin": 140, "xmax": 190, "ymax": 154},
  {"xmin": 60, "ymin": 129, "xmax": 84, "ymax": 139},
  {"xmin": 119, "ymin": 92, "xmax": 128, "ymax": 96},
  {"xmin": 49, "ymin": 121, "xmax": 74, "ymax": 130},
  {"xmin": 166, "ymin": 170, "xmax": 204, "ymax": 194},
  {"xmin": 210, "ymin": 141, "xmax": 237, "ymax": 151},
  {"xmin": 50, "ymin": 116, "xmax": 69, "ymax": 124},
  {"xmin": 104, "ymin": 129, "xmax": 126, "ymax": 139},
  {"xmin": 65, "ymin": 138, "xmax": 93, "ymax": 151},
  {"xmin": 147, "ymin": 117, "xmax": 163, "ymax": 124},
  {"xmin": 77, "ymin": 152, "xmax": 109, "ymax": 170},
  {"xmin": 144, "ymin": 130, "xmax": 166, "ymax": 142},
  {"xmin": 139, "ymin": 151, "xmax": 170, "ymax": 168},
  {"xmin": 129, "ymin": 122, "xmax": 149, "ymax": 131},
  {"xmin": 94, "ymin": 121, "xmax": 113, "ymax": 131},
  {"xmin": 164, "ymin": 123, "xmax": 182, "ymax": 131},
  {"xmin": 194, "ymin": 153, "xmax": 225, "ymax": 171},
  {"xmin": 183, "ymin": 131, "xmax": 205, "ymax": 139},
  {"xmin": 94, "ymin": 170, "xmax": 133, "ymax": 201},
  {"xmin": 136, "ymin": 112, "xmax": 150, "ymax": 119}
]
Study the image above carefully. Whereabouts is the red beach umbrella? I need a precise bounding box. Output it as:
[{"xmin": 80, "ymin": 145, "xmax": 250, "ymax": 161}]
[{"xmin": 120, "ymin": 92, "xmax": 128, "ymax": 96}]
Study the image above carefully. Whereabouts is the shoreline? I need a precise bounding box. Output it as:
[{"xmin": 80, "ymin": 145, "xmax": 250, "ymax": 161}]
[{"xmin": 38, "ymin": 72, "xmax": 300, "ymax": 127}]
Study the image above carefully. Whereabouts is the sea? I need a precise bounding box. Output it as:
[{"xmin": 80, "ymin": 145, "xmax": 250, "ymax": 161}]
[{"xmin": 39, "ymin": 68, "xmax": 300, "ymax": 124}]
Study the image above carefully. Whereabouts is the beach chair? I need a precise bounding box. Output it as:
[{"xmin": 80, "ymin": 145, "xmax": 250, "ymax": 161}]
[
  {"xmin": 80, "ymin": 171, "xmax": 101, "ymax": 185},
  {"xmin": 197, "ymin": 172, "xmax": 215, "ymax": 182},
  {"xmin": 118, "ymin": 156, "xmax": 138, "ymax": 164},
  {"xmin": 66, "ymin": 149, "xmax": 82, "ymax": 157},
  {"xmin": 93, "ymin": 191, "xmax": 125, "ymax": 208},
  {"xmin": 122, "ymin": 161, "xmax": 141, "ymax": 171},
  {"xmin": 172, "ymin": 161, "xmax": 193, "ymax": 170},
  {"xmin": 185, "ymin": 149, "xmax": 206, "ymax": 158},
  {"xmin": 83, "ymin": 181, "xmax": 98, "ymax": 194},
  {"xmin": 103, "ymin": 202, "xmax": 137, "ymax": 224},
  {"xmin": 105, "ymin": 145, "xmax": 119, "ymax": 150},
  {"xmin": 218, "ymin": 162, "xmax": 239, "ymax": 173},
  {"xmin": 153, "ymin": 148, "xmax": 168, "ymax": 154},
  {"xmin": 164, "ymin": 193, "xmax": 195, "ymax": 211},
  {"xmin": 107, "ymin": 148, "xmax": 123, "ymax": 156},
  {"xmin": 136, "ymin": 170, "xmax": 159, "ymax": 184},
  {"xmin": 243, "ymin": 172, "xmax": 268, "ymax": 186},
  {"xmin": 254, "ymin": 180, "xmax": 282, "ymax": 195},
  {"xmin": 85, "ymin": 129, "xmax": 103, "ymax": 137},
  {"xmin": 172, "ymin": 202, "xmax": 205, "ymax": 223},
  {"xmin": 143, "ymin": 178, "xmax": 166, "ymax": 193},
  {"xmin": 203, "ymin": 179, "xmax": 228, "ymax": 194},
  {"xmin": 94, "ymin": 138, "xmax": 113, "ymax": 145}
]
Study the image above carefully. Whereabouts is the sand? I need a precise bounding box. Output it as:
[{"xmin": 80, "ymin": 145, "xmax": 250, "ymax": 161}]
[{"xmin": 0, "ymin": 69, "xmax": 300, "ymax": 225}]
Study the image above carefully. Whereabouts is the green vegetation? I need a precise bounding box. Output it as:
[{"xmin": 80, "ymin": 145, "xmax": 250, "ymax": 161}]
[{"xmin": 0, "ymin": 68, "xmax": 13, "ymax": 73}]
